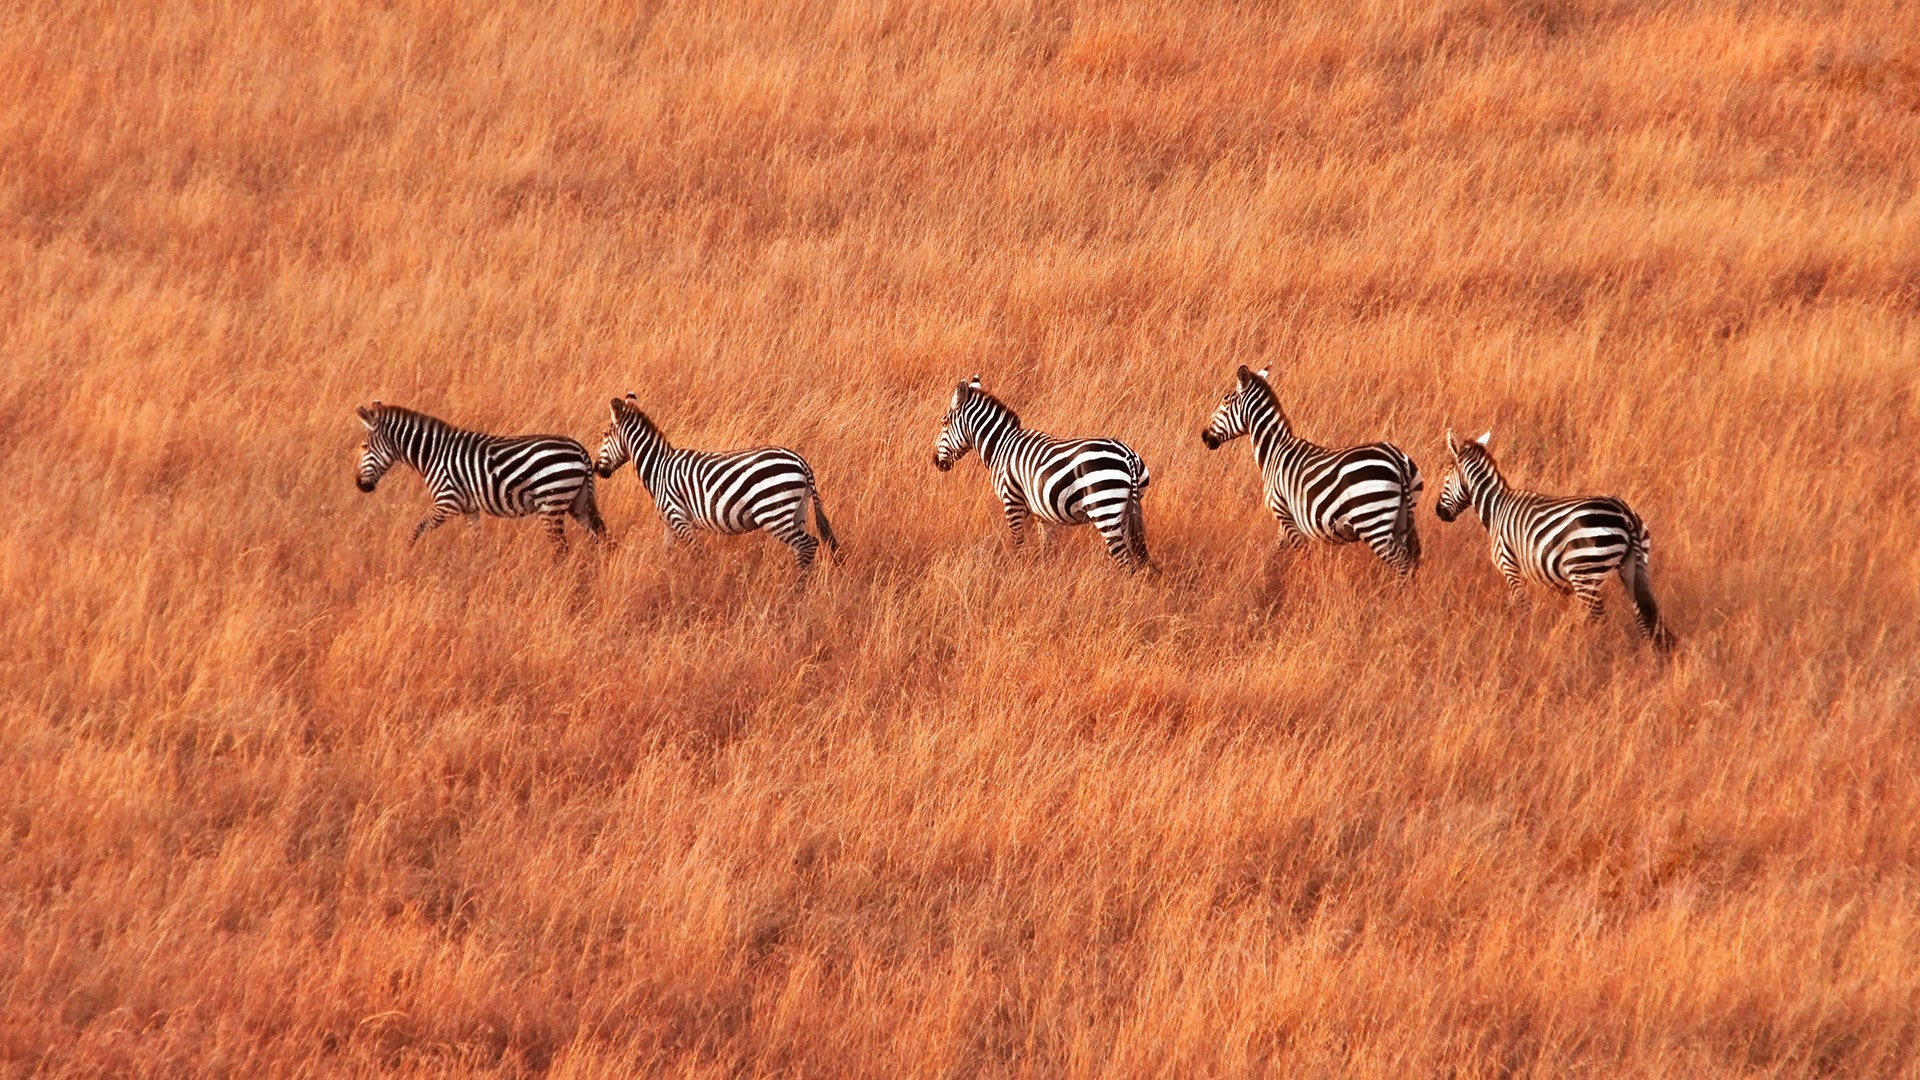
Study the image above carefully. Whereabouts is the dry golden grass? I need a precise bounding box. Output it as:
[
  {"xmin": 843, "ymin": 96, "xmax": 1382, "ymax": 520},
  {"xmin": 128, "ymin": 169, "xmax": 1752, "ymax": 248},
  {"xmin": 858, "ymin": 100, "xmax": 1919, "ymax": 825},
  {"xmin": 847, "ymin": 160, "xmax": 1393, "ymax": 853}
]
[{"xmin": 4, "ymin": 0, "xmax": 1919, "ymax": 1074}]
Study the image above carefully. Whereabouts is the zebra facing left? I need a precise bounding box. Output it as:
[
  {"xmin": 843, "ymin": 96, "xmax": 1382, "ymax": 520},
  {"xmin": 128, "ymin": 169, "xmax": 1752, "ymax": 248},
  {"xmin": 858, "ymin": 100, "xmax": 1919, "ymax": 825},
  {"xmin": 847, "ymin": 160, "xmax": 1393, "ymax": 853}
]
[
  {"xmin": 933, "ymin": 375, "xmax": 1151, "ymax": 570},
  {"xmin": 1435, "ymin": 428, "xmax": 1673, "ymax": 649},
  {"xmin": 1201, "ymin": 365, "xmax": 1422, "ymax": 575},
  {"xmin": 595, "ymin": 393, "xmax": 839, "ymax": 571},
  {"xmin": 354, "ymin": 401, "xmax": 606, "ymax": 550}
]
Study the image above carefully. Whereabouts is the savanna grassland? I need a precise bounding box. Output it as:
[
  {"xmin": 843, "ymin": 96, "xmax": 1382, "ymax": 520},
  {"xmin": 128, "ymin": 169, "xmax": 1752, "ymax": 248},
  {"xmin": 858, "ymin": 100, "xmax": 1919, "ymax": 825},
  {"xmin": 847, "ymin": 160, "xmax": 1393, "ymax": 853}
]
[{"xmin": 4, "ymin": 0, "xmax": 1919, "ymax": 1074}]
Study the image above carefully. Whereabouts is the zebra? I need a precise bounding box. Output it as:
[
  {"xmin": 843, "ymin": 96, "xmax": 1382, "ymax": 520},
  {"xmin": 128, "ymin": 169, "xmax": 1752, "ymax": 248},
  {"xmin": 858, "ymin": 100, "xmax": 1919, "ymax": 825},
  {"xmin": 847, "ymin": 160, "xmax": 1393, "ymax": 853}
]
[
  {"xmin": 1200, "ymin": 365, "xmax": 1422, "ymax": 575},
  {"xmin": 1435, "ymin": 428, "xmax": 1673, "ymax": 649},
  {"xmin": 594, "ymin": 393, "xmax": 838, "ymax": 570},
  {"xmin": 933, "ymin": 375, "xmax": 1151, "ymax": 569},
  {"xmin": 354, "ymin": 401, "xmax": 606, "ymax": 550}
]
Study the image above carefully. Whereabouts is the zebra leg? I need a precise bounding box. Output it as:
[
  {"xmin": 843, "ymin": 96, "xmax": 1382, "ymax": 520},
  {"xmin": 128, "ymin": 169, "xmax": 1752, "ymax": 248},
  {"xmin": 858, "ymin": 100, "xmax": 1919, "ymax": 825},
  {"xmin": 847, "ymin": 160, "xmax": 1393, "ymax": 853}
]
[
  {"xmin": 1498, "ymin": 565, "xmax": 1527, "ymax": 607},
  {"xmin": 1001, "ymin": 496, "xmax": 1030, "ymax": 549},
  {"xmin": 778, "ymin": 528, "xmax": 821, "ymax": 571},
  {"xmin": 1573, "ymin": 578, "xmax": 1606, "ymax": 620},
  {"xmin": 1360, "ymin": 521, "xmax": 1406, "ymax": 573},
  {"xmin": 543, "ymin": 513, "xmax": 570, "ymax": 555},
  {"xmin": 768, "ymin": 499, "xmax": 821, "ymax": 571},
  {"xmin": 410, "ymin": 508, "xmax": 453, "ymax": 545},
  {"xmin": 664, "ymin": 517, "xmax": 697, "ymax": 547},
  {"xmin": 1491, "ymin": 544, "xmax": 1527, "ymax": 606},
  {"xmin": 1274, "ymin": 507, "xmax": 1305, "ymax": 551},
  {"xmin": 1091, "ymin": 507, "xmax": 1140, "ymax": 569},
  {"xmin": 1361, "ymin": 518, "xmax": 1418, "ymax": 577}
]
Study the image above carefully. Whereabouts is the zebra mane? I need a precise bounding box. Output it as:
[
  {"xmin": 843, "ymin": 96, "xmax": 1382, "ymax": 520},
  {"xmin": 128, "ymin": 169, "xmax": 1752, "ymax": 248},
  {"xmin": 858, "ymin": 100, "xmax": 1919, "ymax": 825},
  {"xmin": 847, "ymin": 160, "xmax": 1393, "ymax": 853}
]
[
  {"xmin": 1240, "ymin": 370, "xmax": 1286, "ymax": 422},
  {"xmin": 614, "ymin": 398, "xmax": 671, "ymax": 447},
  {"xmin": 371, "ymin": 404, "xmax": 455, "ymax": 434},
  {"xmin": 1454, "ymin": 440, "xmax": 1506, "ymax": 489},
  {"xmin": 968, "ymin": 388, "xmax": 1021, "ymax": 428}
]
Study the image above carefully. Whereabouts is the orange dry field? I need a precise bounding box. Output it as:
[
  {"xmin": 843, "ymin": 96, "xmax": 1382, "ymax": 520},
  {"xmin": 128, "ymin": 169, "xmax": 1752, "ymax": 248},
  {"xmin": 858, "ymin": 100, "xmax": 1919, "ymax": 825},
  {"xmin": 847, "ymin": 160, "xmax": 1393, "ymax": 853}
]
[{"xmin": 5, "ymin": 0, "xmax": 1919, "ymax": 1075}]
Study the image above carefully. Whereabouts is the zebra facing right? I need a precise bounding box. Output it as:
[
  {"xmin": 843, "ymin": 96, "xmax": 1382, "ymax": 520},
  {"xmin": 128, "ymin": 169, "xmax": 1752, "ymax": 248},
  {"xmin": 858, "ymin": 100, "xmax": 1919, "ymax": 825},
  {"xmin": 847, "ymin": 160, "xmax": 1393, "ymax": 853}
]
[
  {"xmin": 595, "ymin": 393, "xmax": 838, "ymax": 571},
  {"xmin": 1201, "ymin": 365, "xmax": 1422, "ymax": 575},
  {"xmin": 1435, "ymin": 428, "xmax": 1673, "ymax": 649},
  {"xmin": 933, "ymin": 376, "xmax": 1151, "ymax": 570}
]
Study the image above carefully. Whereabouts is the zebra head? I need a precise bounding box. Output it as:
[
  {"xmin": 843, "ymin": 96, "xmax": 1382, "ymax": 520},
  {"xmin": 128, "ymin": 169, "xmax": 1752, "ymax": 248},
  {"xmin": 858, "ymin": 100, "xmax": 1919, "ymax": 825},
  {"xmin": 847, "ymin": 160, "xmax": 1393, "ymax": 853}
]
[
  {"xmin": 355, "ymin": 402, "xmax": 395, "ymax": 492},
  {"xmin": 596, "ymin": 393, "xmax": 648, "ymax": 478},
  {"xmin": 934, "ymin": 375, "xmax": 984, "ymax": 471},
  {"xmin": 1435, "ymin": 428, "xmax": 1493, "ymax": 521},
  {"xmin": 1201, "ymin": 365, "xmax": 1270, "ymax": 449}
]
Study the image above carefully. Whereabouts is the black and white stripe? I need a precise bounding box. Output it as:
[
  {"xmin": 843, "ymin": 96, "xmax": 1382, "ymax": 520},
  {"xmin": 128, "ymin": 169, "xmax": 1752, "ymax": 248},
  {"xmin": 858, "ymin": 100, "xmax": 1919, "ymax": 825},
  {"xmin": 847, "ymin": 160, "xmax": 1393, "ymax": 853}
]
[
  {"xmin": 1200, "ymin": 365, "xmax": 1422, "ymax": 574},
  {"xmin": 594, "ymin": 393, "xmax": 838, "ymax": 570},
  {"xmin": 1435, "ymin": 428, "xmax": 1672, "ymax": 648},
  {"xmin": 354, "ymin": 402, "xmax": 605, "ymax": 549},
  {"xmin": 933, "ymin": 376, "xmax": 1151, "ymax": 569}
]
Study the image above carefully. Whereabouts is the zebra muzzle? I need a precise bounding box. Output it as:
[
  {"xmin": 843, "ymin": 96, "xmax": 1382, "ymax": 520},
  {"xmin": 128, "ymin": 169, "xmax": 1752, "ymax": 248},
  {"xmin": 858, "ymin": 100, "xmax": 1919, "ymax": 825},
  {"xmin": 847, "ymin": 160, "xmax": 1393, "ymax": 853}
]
[{"xmin": 1201, "ymin": 431, "xmax": 1220, "ymax": 450}]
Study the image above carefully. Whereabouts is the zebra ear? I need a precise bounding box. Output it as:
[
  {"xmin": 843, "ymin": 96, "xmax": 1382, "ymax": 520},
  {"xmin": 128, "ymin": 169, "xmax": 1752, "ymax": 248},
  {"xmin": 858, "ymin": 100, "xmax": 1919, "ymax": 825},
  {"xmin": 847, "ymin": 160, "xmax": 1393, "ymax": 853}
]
[
  {"xmin": 1445, "ymin": 427, "xmax": 1459, "ymax": 456},
  {"xmin": 1475, "ymin": 430, "xmax": 1492, "ymax": 448},
  {"xmin": 356, "ymin": 404, "xmax": 376, "ymax": 428},
  {"xmin": 1236, "ymin": 364, "xmax": 1252, "ymax": 382},
  {"xmin": 969, "ymin": 374, "xmax": 981, "ymax": 389}
]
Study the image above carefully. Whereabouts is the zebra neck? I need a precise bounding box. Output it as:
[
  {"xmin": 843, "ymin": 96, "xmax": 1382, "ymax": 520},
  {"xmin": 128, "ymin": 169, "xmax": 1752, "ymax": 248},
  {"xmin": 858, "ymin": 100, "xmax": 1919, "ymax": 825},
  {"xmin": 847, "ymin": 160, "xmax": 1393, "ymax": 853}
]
[
  {"xmin": 1470, "ymin": 467, "xmax": 1511, "ymax": 523},
  {"xmin": 389, "ymin": 417, "xmax": 457, "ymax": 474},
  {"xmin": 631, "ymin": 436, "xmax": 676, "ymax": 493},
  {"xmin": 971, "ymin": 410, "xmax": 1021, "ymax": 466},
  {"xmin": 1247, "ymin": 408, "xmax": 1295, "ymax": 469}
]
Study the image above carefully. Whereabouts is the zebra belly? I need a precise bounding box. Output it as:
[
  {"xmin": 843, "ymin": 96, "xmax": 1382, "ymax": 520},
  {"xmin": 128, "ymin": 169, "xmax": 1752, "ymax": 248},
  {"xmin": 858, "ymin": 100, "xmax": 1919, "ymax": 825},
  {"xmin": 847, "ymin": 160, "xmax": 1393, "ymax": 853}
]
[
  {"xmin": 1297, "ymin": 475, "xmax": 1404, "ymax": 541},
  {"xmin": 1027, "ymin": 497, "xmax": 1087, "ymax": 526},
  {"xmin": 675, "ymin": 466, "xmax": 809, "ymax": 535},
  {"xmin": 1033, "ymin": 464, "xmax": 1134, "ymax": 526},
  {"xmin": 1271, "ymin": 493, "xmax": 1356, "ymax": 543}
]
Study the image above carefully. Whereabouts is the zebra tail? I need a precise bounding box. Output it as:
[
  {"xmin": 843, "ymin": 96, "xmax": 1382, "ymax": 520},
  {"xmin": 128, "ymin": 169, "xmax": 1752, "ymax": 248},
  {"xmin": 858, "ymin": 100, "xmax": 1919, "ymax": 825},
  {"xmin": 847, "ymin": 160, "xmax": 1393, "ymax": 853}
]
[
  {"xmin": 1396, "ymin": 496, "xmax": 1421, "ymax": 572},
  {"xmin": 1626, "ymin": 535, "xmax": 1673, "ymax": 651},
  {"xmin": 812, "ymin": 488, "xmax": 840, "ymax": 552},
  {"xmin": 1124, "ymin": 473, "xmax": 1150, "ymax": 568},
  {"xmin": 572, "ymin": 475, "xmax": 608, "ymax": 540},
  {"xmin": 1396, "ymin": 456, "xmax": 1422, "ymax": 572}
]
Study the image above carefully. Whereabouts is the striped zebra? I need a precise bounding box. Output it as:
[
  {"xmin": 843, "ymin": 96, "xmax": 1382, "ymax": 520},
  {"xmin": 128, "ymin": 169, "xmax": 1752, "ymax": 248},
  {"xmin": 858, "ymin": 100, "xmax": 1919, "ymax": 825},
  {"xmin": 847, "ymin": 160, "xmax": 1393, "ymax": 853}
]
[
  {"xmin": 1200, "ymin": 365, "xmax": 1422, "ymax": 574},
  {"xmin": 354, "ymin": 401, "xmax": 605, "ymax": 550},
  {"xmin": 1436, "ymin": 428, "xmax": 1673, "ymax": 649},
  {"xmin": 594, "ymin": 393, "xmax": 838, "ymax": 570},
  {"xmin": 933, "ymin": 375, "xmax": 1151, "ymax": 569}
]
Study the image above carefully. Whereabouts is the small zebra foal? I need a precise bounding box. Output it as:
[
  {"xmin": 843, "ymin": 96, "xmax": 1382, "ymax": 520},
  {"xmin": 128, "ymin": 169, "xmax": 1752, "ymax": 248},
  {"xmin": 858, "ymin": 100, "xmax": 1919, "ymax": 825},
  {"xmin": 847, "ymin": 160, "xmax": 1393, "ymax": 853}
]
[
  {"xmin": 354, "ymin": 402, "xmax": 606, "ymax": 551},
  {"xmin": 594, "ymin": 393, "xmax": 838, "ymax": 571},
  {"xmin": 1435, "ymin": 428, "xmax": 1673, "ymax": 649},
  {"xmin": 933, "ymin": 375, "xmax": 1151, "ymax": 570},
  {"xmin": 1201, "ymin": 365, "xmax": 1422, "ymax": 575}
]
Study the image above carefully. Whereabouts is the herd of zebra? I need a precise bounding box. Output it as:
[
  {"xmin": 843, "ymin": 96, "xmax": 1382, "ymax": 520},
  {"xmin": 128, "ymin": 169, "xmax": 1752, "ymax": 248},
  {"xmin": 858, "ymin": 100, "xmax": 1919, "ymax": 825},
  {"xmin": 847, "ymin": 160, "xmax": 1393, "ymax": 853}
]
[{"xmin": 354, "ymin": 365, "xmax": 1674, "ymax": 648}]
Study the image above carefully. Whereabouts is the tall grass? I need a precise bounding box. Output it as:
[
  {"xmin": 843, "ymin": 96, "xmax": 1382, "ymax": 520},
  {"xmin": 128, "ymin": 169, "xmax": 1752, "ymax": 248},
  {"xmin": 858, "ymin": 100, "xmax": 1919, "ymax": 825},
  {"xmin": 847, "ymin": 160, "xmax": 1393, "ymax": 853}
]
[{"xmin": 3, "ymin": 0, "xmax": 1917, "ymax": 1073}]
